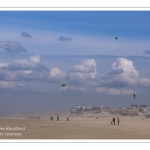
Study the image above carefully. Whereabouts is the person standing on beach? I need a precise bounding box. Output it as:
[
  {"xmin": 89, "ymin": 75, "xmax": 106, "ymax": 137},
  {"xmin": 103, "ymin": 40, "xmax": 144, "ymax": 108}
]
[
  {"xmin": 117, "ymin": 117, "xmax": 120, "ymax": 125},
  {"xmin": 113, "ymin": 117, "xmax": 115, "ymax": 125},
  {"xmin": 57, "ymin": 116, "xmax": 59, "ymax": 121}
]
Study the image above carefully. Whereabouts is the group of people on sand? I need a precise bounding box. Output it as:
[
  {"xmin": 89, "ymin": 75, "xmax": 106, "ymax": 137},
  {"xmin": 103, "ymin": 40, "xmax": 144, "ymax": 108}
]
[
  {"xmin": 111, "ymin": 117, "xmax": 120, "ymax": 125},
  {"xmin": 50, "ymin": 116, "xmax": 69, "ymax": 121}
]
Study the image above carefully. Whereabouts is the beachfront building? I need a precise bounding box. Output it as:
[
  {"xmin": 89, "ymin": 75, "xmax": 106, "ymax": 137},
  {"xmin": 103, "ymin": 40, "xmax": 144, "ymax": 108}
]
[
  {"xmin": 70, "ymin": 106, "xmax": 83, "ymax": 113},
  {"xmin": 142, "ymin": 106, "xmax": 150, "ymax": 114},
  {"xmin": 131, "ymin": 105, "xmax": 139, "ymax": 110},
  {"xmin": 130, "ymin": 105, "xmax": 150, "ymax": 114},
  {"xmin": 70, "ymin": 105, "xmax": 88, "ymax": 113},
  {"xmin": 70, "ymin": 104, "xmax": 100, "ymax": 113},
  {"xmin": 138, "ymin": 105, "xmax": 147, "ymax": 112}
]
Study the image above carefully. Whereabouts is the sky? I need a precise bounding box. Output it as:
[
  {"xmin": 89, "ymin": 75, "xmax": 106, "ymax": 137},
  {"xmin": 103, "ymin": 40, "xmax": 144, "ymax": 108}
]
[{"xmin": 0, "ymin": 11, "xmax": 150, "ymax": 112}]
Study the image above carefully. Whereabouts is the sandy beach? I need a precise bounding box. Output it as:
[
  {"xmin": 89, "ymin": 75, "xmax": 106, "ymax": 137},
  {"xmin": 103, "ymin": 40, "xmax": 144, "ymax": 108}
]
[{"xmin": 0, "ymin": 114, "xmax": 150, "ymax": 139}]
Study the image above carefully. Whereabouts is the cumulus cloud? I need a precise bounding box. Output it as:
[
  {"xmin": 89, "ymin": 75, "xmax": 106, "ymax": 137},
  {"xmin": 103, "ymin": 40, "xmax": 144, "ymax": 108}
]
[
  {"xmin": 0, "ymin": 55, "xmax": 65, "ymax": 82},
  {"xmin": 96, "ymin": 57, "xmax": 150, "ymax": 89},
  {"xmin": 138, "ymin": 78, "xmax": 150, "ymax": 87},
  {"xmin": 0, "ymin": 56, "xmax": 150, "ymax": 93},
  {"xmin": 96, "ymin": 87, "xmax": 135, "ymax": 96},
  {"xmin": 57, "ymin": 36, "xmax": 72, "ymax": 41},
  {"xmin": 0, "ymin": 81, "xmax": 25, "ymax": 90},
  {"xmin": 50, "ymin": 67, "xmax": 64, "ymax": 77},
  {"xmin": 99, "ymin": 57, "xmax": 139, "ymax": 87},
  {"xmin": 67, "ymin": 57, "xmax": 137, "ymax": 87},
  {"xmin": 96, "ymin": 87, "xmax": 107, "ymax": 93},
  {"xmin": 8, "ymin": 59, "xmax": 47, "ymax": 71},
  {"xmin": 68, "ymin": 58, "xmax": 97, "ymax": 83},
  {"xmin": 72, "ymin": 65, "xmax": 95, "ymax": 73},
  {"xmin": 107, "ymin": 68, "xmax": 124, "ymax": 75},
  {"xmin": 21, "ymin": 32, "xmax": 32, "ymax": 38},
  {"xmin": 111, "ymin": 57, "xmax": 139, "ymax": 78},
  {"xmin": 67, "ymin": 57, "xmax": 150, "ymax": 89},
  {"xmin": 107, "ymin": 88, "xmax": 121, "ymax": 95},
  {"xmin": 106, "ymin": 89, "xmax": 135, "ymax": 96},
  {"xmin": 30, "ymin": 54, "xmax": 40, "ymax": 63},
  {"xmin": 0, "ymin": 41, "xmax": 27, "ymax": 53},
  {"xmin": 81, "ymin": 59, "xmax": 96, "ymax": 68},
  {"xmin": 49, "ymin": 67, "xmax": 66, "ymax": 82},
  {"xmin": 59, "ymin": 85, "xmax": 87, "ymax": 93},
  {"xmin": 0, "ymin": 63, "xmax": 8, "ymax": 68},
  {"xmin": 64, "ymin": 57, "xmax": 149, "ymax": 92}
]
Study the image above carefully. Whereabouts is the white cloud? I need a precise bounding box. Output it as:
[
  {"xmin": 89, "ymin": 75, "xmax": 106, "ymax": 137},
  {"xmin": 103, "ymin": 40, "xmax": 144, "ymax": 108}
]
[
  {"xmin": 81, "ymin": 59, "xmax": 96, "ymax": 68},
  {"xmin": 67, "ymin": 57, "xmax": 150, "ymax": 90},
  {"xmin": 107, "ymin": 88, "xmax": 121, "ymax": 95},
  {"xmin": 49, "ymin": 67, "xmax": 66, "ymax": 81},
  {"xmin": 138, "ymin": 78, "xmax": 150, "ymax": 87},
  {"xmin": 0, "ymin": 62, "xmax": 8, "ymax": 68},
  {"xmin": 0, "ymin": 81, "xmax": 24, "ymax": 90},
  {"xmin": 0, "ymin": 55, "xmax": 65, "ymax": 83},
  {"xmin": 113, "ymin": 57, "xmax": 138, "ymax": 77},
  {"xmin": 0, "ymin": 55, "xmax": 150, "ymax": 93},
  {"xmin": 98, "ymin": 57, "xmax": 140, "ymax": 87},
  {"xmin": 92, "ymin": 57, "xmax": 150, "ymax": 93},
  {"xmin": 96, "ymin": 87, "xmax": 135, "ymax": 96},
  {"xmin": 68, "ymin": 58, "xmax": 97, "ymax": 83},
  {"xmin": 22, "ymin": 70, "xmax": 33, "ymax": 75},
  {"xmin": 68, "ymin": 72, "xmax": 95, "ymax": 82},
  {"xmin": 106, "ymin": 89, "xmax": 135, "ymax": 96},
  {"xmin": 59, "ymin": 85, "xmax": 87, "ymax": 93},
  {"xmin": 11, "ymin": 59, "xmax": 37, "ymax": 69},
  {"xmin": 121, "ymin": 89, "xmax": 136, "ymax": 95},
  {"xmin": 96, "ymin": 87, "xmax": 107, "ymax": 93},
  {"xmin": 79, "ymin": 87, "xmax": 87, "ymax": 92},
  {"xmin": 72, "ymin": 65, "xmax": 95, "ymax": 73},
  {"xmin": 30, "ymin": 54, "xmax": 40, "ymax": 63}
]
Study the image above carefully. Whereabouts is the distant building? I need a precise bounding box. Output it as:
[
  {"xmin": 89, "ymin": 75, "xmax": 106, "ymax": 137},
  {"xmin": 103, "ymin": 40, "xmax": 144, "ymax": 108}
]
[
  {"xmin": 131, "ymin": 105, "xmax": 139, "ymax": 110},
  {"xmin": 130, "ymin": 105, "xmax": 150, "ymax": 114},
  {"xmin": 70, "ymin": 108, "xmax": 79, "ymax": 113},
  {"xmin": 85, "ymin": 106, "xmax": 93, "ymax": 111},
  {"xmin": 70, "ymin": 106, "xmax": 83, "ymax": 113},
  {"xmin": 70, "ymin": 104, "xmax": 101, "ymax": 113},
  {"xmin": 138, "ymin": 105, "xmax": 147, "ymax": 112},
  {"xmin": 92, "ymin": 106, "xmax": 100, "ymax": 110},
  {"xmin": 121, "ymin": 108, "xmax": 127, "ymax": 109},
  {"xmin": 142, "ymin": 105, "xmax": 150, "ymax": 114}
]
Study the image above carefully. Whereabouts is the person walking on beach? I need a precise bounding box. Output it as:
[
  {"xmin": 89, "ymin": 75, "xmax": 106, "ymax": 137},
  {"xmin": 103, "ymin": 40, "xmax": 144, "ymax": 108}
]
[
  {"xmin": 113, "ymin": 117, "xmax": 115, "ymax": 125},
  {"xmin": 117, "ymin": 117, "xmax": 120, "ymax": 125},
  {"xmin": 57, "ymin": 116, "xmax": 59, "ymax": 121},
  {"xmin": 51, "ymin": 117, "xmax": 53, "ymax": 121}
]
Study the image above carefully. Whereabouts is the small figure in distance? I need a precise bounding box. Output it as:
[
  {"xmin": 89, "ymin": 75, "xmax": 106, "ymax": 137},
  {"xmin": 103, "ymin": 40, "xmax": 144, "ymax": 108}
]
[
  {"xmin": 50, "ymin": 117, "xmax": 53, "ymax": 121},
  {"xmin": 113, "ymin": 117, "xmax": 115, "ymax": 125},
  {"xmin": 117, "ymin": 117, "xmax": 120, "ymax": 125},
  {"xmin": 133, "ymin": 93, "xmax": 136, "ymax": 99},
  {"xmin": 111, "ymin": 120, "xmax": 112, "ymax": 125},
  {"xmin": 67, "ymin": 117, "xmax": 69, "ymax": 121},
  {"xmin": 115, "ymin": 37, "xmax": 118, "ymax": 40},
  {"xmin": 57, "ymin": 116, "xmax": 59, "ymax": 121},
  {"xmin": 61, "ymin": 84, "xmax": 66, "ymax": 87}
]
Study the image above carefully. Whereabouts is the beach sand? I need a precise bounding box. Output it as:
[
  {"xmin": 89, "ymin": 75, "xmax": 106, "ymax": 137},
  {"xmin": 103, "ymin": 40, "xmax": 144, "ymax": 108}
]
[{"xmin": 0, "ymin": 115, "xmax": 150, "ymax": 139}]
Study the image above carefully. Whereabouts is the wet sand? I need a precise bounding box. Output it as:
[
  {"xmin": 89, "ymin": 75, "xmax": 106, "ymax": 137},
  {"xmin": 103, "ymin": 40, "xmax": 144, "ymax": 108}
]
[{"xmin": 0, "ymin": 116, "xmax": 150, "ymax": 139}]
